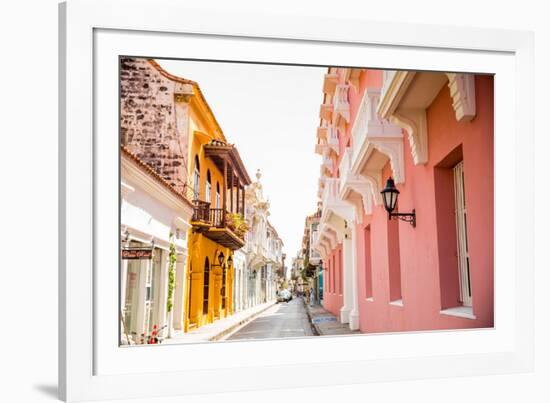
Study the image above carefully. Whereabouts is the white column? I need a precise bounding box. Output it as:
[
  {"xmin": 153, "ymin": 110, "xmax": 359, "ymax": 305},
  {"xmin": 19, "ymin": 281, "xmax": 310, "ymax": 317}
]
[
  {"xmin": 349, "ymin": 224, "xmax": 360, "ymax": 330},
  {"xmin": 172, "ymin": 253, "xmax": 186, "ymax": 331},
  {"xmin": 120, "ymin": 239, "xmax": 130, "ymax": 339},
  {"xmin": 156, "ymin": 249, "xmax": 170, "ymax": 338},
  {"xmin": 135, "ymin": 259, "xmax": 149, "ymax": 341},
  {"xmin": 340, "ymin": 231, "xmax": 353, "ymax": 324}
]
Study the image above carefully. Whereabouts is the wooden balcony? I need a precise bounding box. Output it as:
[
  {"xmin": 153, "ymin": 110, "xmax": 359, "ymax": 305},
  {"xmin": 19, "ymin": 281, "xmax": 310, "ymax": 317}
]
[{"xmin": 191, "ymin": 201, "xmax": 246, "ymax": 250}]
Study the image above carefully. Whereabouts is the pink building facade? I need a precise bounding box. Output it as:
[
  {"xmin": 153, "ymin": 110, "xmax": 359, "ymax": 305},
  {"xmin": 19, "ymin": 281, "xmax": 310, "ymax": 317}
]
[{"xmin": 313, "ymin": 67, "xmax": 494, "ymax": 332}]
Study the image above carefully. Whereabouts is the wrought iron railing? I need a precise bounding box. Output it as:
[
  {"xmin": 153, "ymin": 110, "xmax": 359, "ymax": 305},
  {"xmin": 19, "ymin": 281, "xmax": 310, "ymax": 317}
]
[
  {"xmin": 209, "ymin": 208, "xmax": 225, "ymax": 227},
  {"xmin": 192, "ymin": 200, "xmax": 211, "ymax": 222}
]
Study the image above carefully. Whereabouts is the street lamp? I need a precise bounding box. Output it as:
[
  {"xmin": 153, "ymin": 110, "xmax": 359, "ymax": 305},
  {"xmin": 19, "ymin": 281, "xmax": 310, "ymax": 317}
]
[
  {"xmin": 380, "ymin": 177, "xmax": 416, "ymax": 227},
  {"xmin": 217, "ymin": 251, "xmax": 225, "ymax": 266}
]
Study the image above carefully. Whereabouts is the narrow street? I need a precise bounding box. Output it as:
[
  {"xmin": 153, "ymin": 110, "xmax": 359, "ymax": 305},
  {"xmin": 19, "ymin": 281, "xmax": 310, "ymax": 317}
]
[{"xmin": 226, "ymin": 298, "xmax": 314, "ymax": 340}]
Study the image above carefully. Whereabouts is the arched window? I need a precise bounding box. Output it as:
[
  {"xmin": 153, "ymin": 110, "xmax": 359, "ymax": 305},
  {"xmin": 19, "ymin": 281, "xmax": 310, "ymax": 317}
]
[
  {"xmin": 215, "ymin": 182, "xmax": 221, "ymax": 208},
  {"xmin": 193, "ymin": 156, "xmax": 200, "ymax": 200},
  {"xmin": 203, "ymin": 258, "xmax": 210, "ymax": 315},
  {"xmin": 205, "ymin": 170, "xmax": 212, "ymax": 203}
]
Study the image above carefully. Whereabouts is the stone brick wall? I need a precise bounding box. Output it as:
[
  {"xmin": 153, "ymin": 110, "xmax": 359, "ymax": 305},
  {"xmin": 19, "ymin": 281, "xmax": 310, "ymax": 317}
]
[{"xmin": 120, "ymin": 57, "xmax": 189, "ymax": 193}]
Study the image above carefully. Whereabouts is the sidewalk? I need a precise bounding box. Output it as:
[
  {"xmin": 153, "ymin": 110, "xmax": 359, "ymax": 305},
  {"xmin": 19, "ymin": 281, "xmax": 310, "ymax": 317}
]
[
  {"xmin": 303, "ymin": 298, "xmax": 360, "ymax": 336},
  {"xmin": 163, "ymin": 301, "xmax": 277, "ymax": 344}
]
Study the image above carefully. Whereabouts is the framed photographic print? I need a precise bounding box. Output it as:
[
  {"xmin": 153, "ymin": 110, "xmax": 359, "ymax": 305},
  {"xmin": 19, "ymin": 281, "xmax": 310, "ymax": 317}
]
[{"xmin": 59, "ymin": 0, "xmax": 534, "ymax": 401}]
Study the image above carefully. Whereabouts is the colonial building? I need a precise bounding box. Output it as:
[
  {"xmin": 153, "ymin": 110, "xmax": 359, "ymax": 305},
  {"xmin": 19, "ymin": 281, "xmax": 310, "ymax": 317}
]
[
  {"xmin": 313, "ymin": 67, "xmax": 494, "ymax": 333},
  {"xmin": 183, "ymin": 98, "xmax": 252, "ymax": 331},
  {"xmin": 119, "ymin": 57, "xmax": 195, "ymax": 343},
  {"xmin": 237, "ymin": 170, "xmax": 285, "ymax": 308},
  {"xmin": 120, "ymin": 57, "xmax": 253, "ymax": 337},
  {"xmin": 300, "ymin": 209, "xmax": 323, "ymax": 304}
]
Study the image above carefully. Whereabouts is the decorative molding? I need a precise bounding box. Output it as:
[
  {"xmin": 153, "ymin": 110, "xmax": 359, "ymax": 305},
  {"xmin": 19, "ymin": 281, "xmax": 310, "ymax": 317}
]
[
  {"xmin": 323, "ymin": 73, "xmax": 339, "ymax": 96},
  {"xmin": 446, "ymin": 73, "xmax": 476, "ymax": 122},
  {"xmin": 339, "ymin": 148, "xmax": 374, "ymax": 216},
  {"xmin": 327, "ymin": 125, "xmax": 340, "ymax": 156},
  {"xmin": 323, "ymin": 222, "xmax": 344, "ymax": 243},
  {"xmin": 350, "ymin": 87, "xmax": 406, "ymax": 183},
  {"xmin": 360, "ymin": 171, "xmax": 383, "ymax": 206},
  {"xmin": 325, "ymin": 228, "xmax": 338, "ymax": 250},
  {"xmin": 390, "ymin": 108, "xmax": 428, "ymax": 165},
  {"xmin": 333, "ymin": 84, "xmax": 350, "ymax": 130}
]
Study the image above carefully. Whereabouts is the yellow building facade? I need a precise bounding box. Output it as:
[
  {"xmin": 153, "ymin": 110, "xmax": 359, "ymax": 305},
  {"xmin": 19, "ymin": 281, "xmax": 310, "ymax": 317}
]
[{"xmin": 159, "ymin": 65, "xmax": 252, "ymax": 332}]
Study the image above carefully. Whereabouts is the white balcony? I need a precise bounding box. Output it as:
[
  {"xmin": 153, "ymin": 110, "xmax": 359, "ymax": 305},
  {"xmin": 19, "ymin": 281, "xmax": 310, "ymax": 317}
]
[
  {"xmin": 327, "ymin": 125, "xmax": 339, "ymax": 155},
  {"xmin": 350, "ymin": 87, "xmax": 405, "ymax": 183}
]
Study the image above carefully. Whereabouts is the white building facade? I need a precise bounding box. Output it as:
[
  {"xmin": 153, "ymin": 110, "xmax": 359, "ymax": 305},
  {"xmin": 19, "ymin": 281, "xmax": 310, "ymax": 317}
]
[
  {"xmin": 120, "ymin": 148, "xmax": 193, "ymax": 344},
  {"xmin": 232, "ymin": 170, "xmax": 284, "ymax": 310}
]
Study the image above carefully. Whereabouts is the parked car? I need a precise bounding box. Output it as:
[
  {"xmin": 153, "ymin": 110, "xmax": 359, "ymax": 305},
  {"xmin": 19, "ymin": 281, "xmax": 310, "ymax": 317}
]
[{"xmin": 277, "ymin": 289, "xmax": 292, "ymax": 303}]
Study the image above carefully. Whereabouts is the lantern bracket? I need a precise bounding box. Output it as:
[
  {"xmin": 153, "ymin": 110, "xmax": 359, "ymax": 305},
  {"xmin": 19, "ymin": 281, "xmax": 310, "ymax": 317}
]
[{"xmin": 388, "ymin": 209, "xmax": 416, "ymax": 228}]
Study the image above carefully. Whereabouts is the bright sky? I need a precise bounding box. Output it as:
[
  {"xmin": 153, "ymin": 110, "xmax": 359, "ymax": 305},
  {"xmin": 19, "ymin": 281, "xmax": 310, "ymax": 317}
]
[{"xmin": 157, "ymin": 59, "xmax": 326, "ymax": 265}]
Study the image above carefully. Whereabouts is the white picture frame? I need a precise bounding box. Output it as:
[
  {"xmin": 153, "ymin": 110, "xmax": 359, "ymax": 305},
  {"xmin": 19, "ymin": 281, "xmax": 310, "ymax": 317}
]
[{"xmin": 59, "ymin": 0, "xmax": 534, "ymax": 401}]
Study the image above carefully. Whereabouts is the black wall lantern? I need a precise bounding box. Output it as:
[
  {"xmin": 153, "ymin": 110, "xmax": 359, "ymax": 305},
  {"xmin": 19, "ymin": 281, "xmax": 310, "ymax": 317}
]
[
  {"xmin": 380, "ymin": 177, "xmax": 416, "ymax": 227},
  {"xmin": 217, "ymin": 251, "xmax": 225, "ymax": 266},
  {"xmin": 212, "ymin": 251, "xmax": 225, "ymax": 267}
]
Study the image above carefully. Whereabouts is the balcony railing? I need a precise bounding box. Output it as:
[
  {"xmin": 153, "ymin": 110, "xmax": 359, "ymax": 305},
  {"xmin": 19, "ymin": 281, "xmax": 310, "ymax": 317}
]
[
  {"xmin": 191, "ymin": 201, "xmax": 247, "ymax": 250},
  {"xmin": 192, "ymin": 200, "xmax": 211, "ymax": 222},
  {"xmin": 210, "ymin": 208, "xmax": 225, "ymax": 227}
]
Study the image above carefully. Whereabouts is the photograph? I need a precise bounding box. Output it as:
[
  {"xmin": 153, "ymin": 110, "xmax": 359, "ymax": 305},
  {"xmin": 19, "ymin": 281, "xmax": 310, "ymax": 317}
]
[{"xmin": 119, "ymin": 56, "xmax": 494, "ymax": 346}]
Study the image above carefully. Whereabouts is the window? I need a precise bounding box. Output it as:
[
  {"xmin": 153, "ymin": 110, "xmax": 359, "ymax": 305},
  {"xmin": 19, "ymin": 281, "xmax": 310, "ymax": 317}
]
[
  {"xmin": 454, "ymin": 161, "xmax": 472, "ymax": 307},
  {"xmin": 205, "ymin": 170, "xmax": 211, "ymax": 203},
  {"xmin": 434, "ymin": 145, "xmax": 469, "ymax": 311},
  {"xmin": 215, "ymin": 182, "xmax": 221, "ymax": 208},
  {"xmin": 193, "ymin": 155, "xmax": 200, "ymax": 200}
]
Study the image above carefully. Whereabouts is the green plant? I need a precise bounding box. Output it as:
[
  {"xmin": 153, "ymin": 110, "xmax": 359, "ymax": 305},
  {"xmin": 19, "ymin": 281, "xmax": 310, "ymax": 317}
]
[
  {"xmin": 226, "ymin": 212, "xmax": 249, "ymax": 236},
  {"xmin": 166, "ymin": 233, "xmax": 177, "ymax": 313}
]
